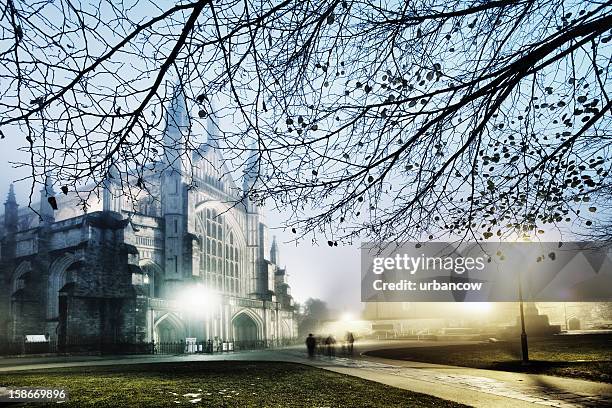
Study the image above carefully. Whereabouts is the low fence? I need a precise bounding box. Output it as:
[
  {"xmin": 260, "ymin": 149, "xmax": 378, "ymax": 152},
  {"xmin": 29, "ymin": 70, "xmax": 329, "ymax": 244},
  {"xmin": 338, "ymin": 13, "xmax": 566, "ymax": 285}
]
[
  {"xmin": 0, "ymin": 337, "xmax": 297, "ymax": 357},
  {"xmin": 0, "ymin": 336, "xmax": 154, "ymax": 356},
  {"xmin": 153, "ymin": 339, "xmax": 290, "ymax": 354}
]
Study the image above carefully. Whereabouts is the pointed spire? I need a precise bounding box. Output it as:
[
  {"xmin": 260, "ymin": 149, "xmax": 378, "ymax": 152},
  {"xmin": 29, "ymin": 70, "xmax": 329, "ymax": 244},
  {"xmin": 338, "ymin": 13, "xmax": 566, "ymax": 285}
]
[
  {"xmin": 4, "ymin": 183, "xmax": 18, "ymax": 235},
  {"xmin": 5, "ymin": 183, "xmax": 16, "ymax": 204},
  {"xmin": 166, "ymin": 82, "xmax": 189, "ymax": 132},
  {"xmin": 270, "ymin": 235, "xmax": 279, "ymax": 265},
  {"xmin": 163, "ymin": 82, "xmax": 191, "ymax": 174},
  {"xmin": 193, "ymin": 100, "xmax": 219, "ymax": 157}
]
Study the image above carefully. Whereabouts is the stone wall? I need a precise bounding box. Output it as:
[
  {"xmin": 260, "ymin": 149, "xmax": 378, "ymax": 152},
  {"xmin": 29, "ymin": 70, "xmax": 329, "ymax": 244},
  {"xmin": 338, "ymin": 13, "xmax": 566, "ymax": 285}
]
[{"xmin": 1, "ymin": 211, "xmax": 147, "ymax": 346}]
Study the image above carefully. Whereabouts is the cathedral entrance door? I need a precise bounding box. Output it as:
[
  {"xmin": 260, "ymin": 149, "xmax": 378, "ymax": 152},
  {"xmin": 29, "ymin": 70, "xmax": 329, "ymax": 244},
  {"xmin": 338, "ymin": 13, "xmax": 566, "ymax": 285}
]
[
  {"xmin": 154, "ymin": 314, "xmax": 185, "ymax": 343},
  {"xmin": 232, "ymin": 312, "xmax": 259, "ymax": 349}
]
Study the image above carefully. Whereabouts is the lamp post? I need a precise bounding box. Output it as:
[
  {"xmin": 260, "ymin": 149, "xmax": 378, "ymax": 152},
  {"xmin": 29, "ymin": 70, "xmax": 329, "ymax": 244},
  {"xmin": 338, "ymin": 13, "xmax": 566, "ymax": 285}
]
[{"xmin": 517, "ymin": 268, "xmax": 529, "ymax": 364}]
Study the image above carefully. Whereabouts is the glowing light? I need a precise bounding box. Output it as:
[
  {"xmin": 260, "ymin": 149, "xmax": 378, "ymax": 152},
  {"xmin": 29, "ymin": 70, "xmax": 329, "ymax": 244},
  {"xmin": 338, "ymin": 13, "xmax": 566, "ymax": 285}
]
[
  {"xmin": 462, "ymin": 302, "xmax": 492, "ymax": 314},
  {"xmin": 178, "ymin": 284, "xmax": 220, "ymax": 316},
  {"xmin": 341, "ymin": 312, "xmax": 354, "ymax": 322}
]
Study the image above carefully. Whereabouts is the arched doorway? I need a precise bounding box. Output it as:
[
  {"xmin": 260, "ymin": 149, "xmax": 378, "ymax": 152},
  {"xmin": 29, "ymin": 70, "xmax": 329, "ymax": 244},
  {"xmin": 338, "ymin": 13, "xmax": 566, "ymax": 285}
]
[
  {"xmin": 232, "ymin": 312, "xmax": 259, "ymax": 342},
  {"xmin": 9, "ymin": 261, "xmax": 32, "ymax": 340},
  {"xmin": 47, "ymin": 254, "xmax": 81, "ymax": 342},
  {"xmin": 154, "ymin": 314, "xmax": 185, "ymax": 343}
]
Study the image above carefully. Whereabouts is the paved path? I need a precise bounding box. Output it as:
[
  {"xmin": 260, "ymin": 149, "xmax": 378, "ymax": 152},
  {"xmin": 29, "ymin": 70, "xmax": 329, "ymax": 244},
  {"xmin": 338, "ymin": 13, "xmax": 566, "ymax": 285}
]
[
  {"xmin": 300, "ymin": 352, "xmax": 612, "ymax": 408},
  {"xmin": 0, "ymin": 343, "xmax": 611, "ymax": 408}
]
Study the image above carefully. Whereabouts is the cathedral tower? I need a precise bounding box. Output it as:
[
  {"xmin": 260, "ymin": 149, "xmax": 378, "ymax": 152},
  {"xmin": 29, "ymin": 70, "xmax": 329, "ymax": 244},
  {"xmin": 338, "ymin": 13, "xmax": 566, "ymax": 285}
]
[
  {"xmin": 242, "ymin": 147, "xmax": 272, "ymax": 298},
  {"xmin": 161, "ymin": 84, "xmax": 193, "ymax": 294}
]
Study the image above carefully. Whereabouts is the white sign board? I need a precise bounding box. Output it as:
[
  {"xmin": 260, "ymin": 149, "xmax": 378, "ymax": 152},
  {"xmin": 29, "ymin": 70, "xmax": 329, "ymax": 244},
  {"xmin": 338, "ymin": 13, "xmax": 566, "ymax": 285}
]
[
  {"xmin": 25, "ymin": 335, "xmax": 47, "ymax": 343},
  {"xmin": 186, "ymin": 337, "xmax": 197, "ymax": 353}
]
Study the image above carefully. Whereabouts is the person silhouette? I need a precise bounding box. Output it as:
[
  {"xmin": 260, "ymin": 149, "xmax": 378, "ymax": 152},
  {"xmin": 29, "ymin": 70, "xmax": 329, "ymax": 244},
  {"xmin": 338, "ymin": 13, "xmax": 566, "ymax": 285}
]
[
  {"xmin": 305, "ymin": 333, "xmax": 316, "ymax": 358},
  {"xmin": 346, "ymin": 332, "xmax": 355, "ymax": 355},
  {"xmin": 325, "ymin": 335, "xmax": 336, "ymax": 358}
]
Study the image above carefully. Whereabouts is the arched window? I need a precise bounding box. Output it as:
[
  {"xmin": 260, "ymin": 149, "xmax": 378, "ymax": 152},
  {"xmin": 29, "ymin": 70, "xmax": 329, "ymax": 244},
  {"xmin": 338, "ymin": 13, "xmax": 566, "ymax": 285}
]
[
  {"xmin": 196, "ymin": 208, "xmax": 241, "ymax": 295},
  {"xmin": 12, "ymin": 272, "xmax": 26, "ymax": 293},
  {"xmin": 142, "ymin": 264, "xmax": 163, "ymax": 298},
  {"xmin": 11, "ymin": 261, "xmax": 31, "ymax": 298},
  {"xmin": 47, "ymin": 260, "xmax": 78, "ymax": 319},
  {"xmin": 225, "ymin": 231, "xmax": 240, "ymax": 292}
]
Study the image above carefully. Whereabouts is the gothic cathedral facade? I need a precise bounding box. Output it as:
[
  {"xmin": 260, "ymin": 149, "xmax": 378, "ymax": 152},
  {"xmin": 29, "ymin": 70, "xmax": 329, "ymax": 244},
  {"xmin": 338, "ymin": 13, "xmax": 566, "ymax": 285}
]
[{"xmin": 0, "ymin": 87, "xmax": 297, "ymax": 348}]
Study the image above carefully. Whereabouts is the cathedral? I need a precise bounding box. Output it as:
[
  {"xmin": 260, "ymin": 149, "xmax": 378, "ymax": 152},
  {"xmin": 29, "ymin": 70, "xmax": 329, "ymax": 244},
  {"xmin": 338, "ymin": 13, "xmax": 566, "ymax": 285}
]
[{"xmin": 0, "ymin": 87, "xmax": 297, "ymax": 349}]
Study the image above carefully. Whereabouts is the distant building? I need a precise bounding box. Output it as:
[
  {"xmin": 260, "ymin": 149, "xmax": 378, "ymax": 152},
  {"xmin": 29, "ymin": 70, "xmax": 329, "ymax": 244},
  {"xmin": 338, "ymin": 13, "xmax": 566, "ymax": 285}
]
[
  {"xmin": 362, "ymin": 301, "xmax": 562, "ymax": 337},
  {"xmin": 0, "ymin": 87, "xmax": 296, "ymax": 348}
]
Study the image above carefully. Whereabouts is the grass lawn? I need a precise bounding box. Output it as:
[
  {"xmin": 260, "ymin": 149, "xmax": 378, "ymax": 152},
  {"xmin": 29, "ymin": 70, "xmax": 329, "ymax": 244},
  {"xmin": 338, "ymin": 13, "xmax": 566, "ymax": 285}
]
[
  {"xmin": 0, "ymin": 361, "xmax": 467, "ymax": 407},
  {"xmin": 366, "ymin": 334, "xmax": 612, "ymax": 383}
]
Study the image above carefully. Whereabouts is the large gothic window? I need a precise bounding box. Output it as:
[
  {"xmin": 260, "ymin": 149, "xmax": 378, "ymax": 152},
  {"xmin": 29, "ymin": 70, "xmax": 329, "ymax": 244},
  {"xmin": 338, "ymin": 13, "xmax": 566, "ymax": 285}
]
[{"xmin": 197, "ymin": 208, "xmax": 241, "ymax": 295}]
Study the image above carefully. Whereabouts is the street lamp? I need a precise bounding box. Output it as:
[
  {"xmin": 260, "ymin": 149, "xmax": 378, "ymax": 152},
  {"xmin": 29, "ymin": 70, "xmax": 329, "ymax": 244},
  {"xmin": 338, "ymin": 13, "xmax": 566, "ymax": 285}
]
[
  {"xmin": 518, "ymin": 266, "xmax": 529, "ymax": 365},
  {"xmin": 512, "ymin": 235, "xmax": 532, "ymax": 365}
]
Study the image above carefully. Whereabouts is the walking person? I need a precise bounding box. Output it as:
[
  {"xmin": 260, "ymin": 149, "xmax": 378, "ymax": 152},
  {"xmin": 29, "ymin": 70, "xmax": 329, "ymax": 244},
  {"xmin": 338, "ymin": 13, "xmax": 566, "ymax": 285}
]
[
  {"xmin": 346, "ymin": 331, "xmax": 355, "ymax": 356},
  {"xmin": 305, "ymin": 333, "xmax": 316, "ymax": 358},
  {"xmin": 325, "ymin": 335, "xmax": 336, "ymax": 358}
]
